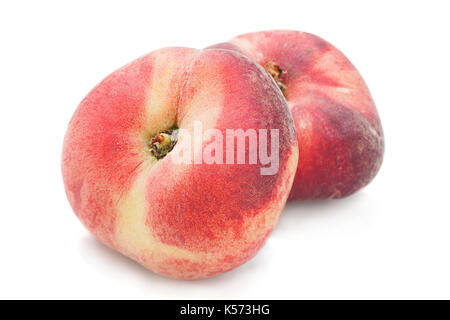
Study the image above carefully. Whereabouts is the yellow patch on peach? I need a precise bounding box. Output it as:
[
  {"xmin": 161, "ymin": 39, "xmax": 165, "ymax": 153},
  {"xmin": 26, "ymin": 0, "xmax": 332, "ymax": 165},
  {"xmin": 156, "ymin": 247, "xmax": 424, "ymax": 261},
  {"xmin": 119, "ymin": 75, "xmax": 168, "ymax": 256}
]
[{"xmin": 114, "ymin": 162, "xmax": 200, "ymax": 268}]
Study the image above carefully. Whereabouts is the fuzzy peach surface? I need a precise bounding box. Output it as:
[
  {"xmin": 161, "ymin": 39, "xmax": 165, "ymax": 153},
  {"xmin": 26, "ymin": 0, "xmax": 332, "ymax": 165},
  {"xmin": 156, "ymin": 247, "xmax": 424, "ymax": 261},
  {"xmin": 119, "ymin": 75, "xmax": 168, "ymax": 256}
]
[
  {"xmin": 62, "ymin": 47, "xmax": 298, "ymax": 279},
  {"xmin": 210, "ymin": 30, "xmax": 384, "ymax": 200}
]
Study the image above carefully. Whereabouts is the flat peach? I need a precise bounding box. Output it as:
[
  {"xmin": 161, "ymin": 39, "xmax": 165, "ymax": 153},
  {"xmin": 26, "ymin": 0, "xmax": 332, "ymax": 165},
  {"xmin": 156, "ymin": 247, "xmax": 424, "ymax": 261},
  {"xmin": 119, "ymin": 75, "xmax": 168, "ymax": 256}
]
[
  {"xmin": 62, "ymin": 47, "xmax": 298, "ymax": 279},
  {"xmin": 210, "ymin": 30, "xmax": 384, "ymax": 200}
]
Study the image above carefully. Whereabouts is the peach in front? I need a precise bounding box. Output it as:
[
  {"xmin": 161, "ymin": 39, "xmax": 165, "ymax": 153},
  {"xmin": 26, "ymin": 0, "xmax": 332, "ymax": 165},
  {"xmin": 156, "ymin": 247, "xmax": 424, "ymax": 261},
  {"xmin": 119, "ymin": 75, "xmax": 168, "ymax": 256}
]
[{"xmin": 61, "ymin": 47, "xmax": 298, "ymax": 279}]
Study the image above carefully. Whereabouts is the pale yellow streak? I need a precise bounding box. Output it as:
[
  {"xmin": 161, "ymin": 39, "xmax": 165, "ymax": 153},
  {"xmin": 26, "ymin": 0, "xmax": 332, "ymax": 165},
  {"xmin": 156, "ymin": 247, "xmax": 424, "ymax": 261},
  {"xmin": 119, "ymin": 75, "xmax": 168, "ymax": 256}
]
[{"xmin": 114, "ymin": 162, "xmax": 200, "ymax": 265}]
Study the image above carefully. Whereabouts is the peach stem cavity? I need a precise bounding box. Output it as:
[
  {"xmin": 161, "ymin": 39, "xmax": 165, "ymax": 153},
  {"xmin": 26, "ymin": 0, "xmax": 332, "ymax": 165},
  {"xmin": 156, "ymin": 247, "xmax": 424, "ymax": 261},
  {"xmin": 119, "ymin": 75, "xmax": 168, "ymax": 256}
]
[
  {"xmin": 149, "ymin": 126, "xmax": 179, "ymax": 159},
  {"xmin": 264, "ymin": 61, "xmax": 287, "ymax": 97}
]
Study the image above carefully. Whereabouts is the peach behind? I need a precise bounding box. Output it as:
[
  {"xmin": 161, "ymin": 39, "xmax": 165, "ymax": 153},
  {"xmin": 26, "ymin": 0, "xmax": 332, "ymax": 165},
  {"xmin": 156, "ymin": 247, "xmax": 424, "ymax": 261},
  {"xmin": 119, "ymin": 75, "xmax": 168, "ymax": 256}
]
[
  {"xmin": 62, "ymin": 47, "xmax": 298, "ymax": 279},
  {"xmin": 210, "ymin": 30, "xmax": 384, "ymax": 200}
]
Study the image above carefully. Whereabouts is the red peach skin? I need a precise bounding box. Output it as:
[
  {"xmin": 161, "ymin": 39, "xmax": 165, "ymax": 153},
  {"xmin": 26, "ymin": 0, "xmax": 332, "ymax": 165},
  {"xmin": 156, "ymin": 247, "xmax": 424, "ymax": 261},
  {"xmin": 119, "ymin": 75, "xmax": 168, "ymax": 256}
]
[
  {"xmin": 210, "ymin": 30, "xmax": 384, "ymax": 200},
  {"xmin": 62, "ymin": 47, "xmax": 298, "ymax": 279}
]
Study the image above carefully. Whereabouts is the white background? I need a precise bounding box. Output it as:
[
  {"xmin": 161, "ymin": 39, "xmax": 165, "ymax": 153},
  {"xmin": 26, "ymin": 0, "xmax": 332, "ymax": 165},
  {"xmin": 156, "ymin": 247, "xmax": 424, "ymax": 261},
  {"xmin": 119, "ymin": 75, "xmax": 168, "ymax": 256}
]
[{"xmin": 1, "ymin": 0, "xmax": 449, "ymax": 299}]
